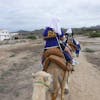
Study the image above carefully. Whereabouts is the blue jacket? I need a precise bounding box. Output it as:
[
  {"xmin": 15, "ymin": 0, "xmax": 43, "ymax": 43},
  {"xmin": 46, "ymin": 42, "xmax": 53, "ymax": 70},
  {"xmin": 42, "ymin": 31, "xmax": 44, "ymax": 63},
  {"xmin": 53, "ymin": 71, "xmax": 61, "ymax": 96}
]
[{"xmin": 43, "ymin": 27, "xmax": 64, "ymax": 48}]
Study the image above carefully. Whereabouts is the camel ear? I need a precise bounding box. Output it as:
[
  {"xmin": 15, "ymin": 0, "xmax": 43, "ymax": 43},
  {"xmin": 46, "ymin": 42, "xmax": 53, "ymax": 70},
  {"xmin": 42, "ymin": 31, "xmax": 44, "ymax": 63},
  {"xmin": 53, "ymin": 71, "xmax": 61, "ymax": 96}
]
[{"xmin": 32, "ymin": 73, "xmax": 36, "ymax": 79}]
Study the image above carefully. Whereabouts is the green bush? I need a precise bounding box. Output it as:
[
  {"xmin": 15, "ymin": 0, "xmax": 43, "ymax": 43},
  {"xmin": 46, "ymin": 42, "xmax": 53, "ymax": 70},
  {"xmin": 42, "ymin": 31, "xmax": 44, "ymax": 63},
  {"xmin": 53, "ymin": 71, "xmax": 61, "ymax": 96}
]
[
  {"xmin": 27, "ymin": 35, "xmax": 37, "ymax": 40},
  {"xmin": 9, "ymin": 54, "xmax": 16, "ymax": 57},
  {"xmin": 83, "ymin": 48, "xmax": 95, "ymax": 53},
  {"xmin": 0, "ymin": 85, "xmax": 7, "ymax": 93},
  {"xmin": 89, "ymin": 32, "xmax": 100, "ymax": 37},
  {"xmin": 83, "ymin": 32, "xmax": 90, "ymax": 36}
]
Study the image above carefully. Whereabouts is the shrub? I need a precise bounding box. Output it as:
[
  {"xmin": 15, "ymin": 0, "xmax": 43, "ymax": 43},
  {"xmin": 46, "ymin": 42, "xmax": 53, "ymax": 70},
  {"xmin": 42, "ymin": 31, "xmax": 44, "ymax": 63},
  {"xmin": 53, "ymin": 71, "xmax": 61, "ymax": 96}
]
[
  {"xmin": 27, "ymin": 35, "xmax": 37, "ymax": 40},
  {"xmin": 0, "ymin": 85, "xmax": 7, "ymax": 93},
  {"xmin": 83, "ymin": 48, "xmax": 95, "ymax": 53},
  {"xmin": 88, "ymin": 32, "xmax": 100, "ymax": 38},
  {"xmin": 9, "ymin": 54, "xmax": 16, "ymax": 57}
]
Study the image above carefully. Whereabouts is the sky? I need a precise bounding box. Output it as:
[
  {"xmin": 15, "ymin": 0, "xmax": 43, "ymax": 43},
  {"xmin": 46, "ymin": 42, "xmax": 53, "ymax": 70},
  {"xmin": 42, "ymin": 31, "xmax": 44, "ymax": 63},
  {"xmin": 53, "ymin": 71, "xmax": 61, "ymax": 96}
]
[{"xmin": 0, "ymin": 0, "xmax": 100, "ymax": 31}]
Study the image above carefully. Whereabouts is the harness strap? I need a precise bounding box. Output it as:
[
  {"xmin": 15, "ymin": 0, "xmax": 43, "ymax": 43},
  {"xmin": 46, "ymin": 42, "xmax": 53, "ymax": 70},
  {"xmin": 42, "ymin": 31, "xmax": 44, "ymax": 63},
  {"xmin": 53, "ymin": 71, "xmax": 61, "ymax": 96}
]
[{"xmin": 34, "ymin": 81, "xmax": 50, "ymax": 89}]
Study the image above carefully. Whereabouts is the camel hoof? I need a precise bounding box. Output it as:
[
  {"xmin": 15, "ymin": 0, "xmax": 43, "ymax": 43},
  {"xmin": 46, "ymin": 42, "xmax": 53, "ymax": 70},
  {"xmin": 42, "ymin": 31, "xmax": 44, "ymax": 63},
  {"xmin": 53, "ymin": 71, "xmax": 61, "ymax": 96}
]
[{"xmin": 64, "ymin": 89, "xmax": 69, "ymax": 95}]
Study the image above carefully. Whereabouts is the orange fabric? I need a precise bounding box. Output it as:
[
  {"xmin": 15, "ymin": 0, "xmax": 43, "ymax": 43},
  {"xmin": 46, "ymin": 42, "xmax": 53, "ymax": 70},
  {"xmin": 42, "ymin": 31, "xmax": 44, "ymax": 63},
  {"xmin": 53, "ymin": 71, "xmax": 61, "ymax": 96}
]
[
  {"xmin": 43, "ymin": 48, "xmax": 64, "ymax": 59},
  {"xmin": 43, "ymin": 55, "xmax": 72, "ymax": 71},
  {"xmin": 68, "ymin": 41, "xmax": 77, "ymax": 52}
]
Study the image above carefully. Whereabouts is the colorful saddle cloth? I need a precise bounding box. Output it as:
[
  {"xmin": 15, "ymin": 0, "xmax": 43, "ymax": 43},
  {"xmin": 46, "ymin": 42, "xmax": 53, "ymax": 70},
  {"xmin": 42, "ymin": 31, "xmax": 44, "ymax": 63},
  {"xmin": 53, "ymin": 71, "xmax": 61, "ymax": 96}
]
[{"xmin": 42, "ymin": 48, "xmax": 73, "ymax": 71}]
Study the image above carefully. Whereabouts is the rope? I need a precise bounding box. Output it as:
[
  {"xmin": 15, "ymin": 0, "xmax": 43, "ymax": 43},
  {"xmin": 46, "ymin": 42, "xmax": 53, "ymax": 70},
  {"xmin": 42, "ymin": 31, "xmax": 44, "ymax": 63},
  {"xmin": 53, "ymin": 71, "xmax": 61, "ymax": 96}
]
[{"xmin": 34, "ymin": 81, "xmax": 50, "ymax": 89}]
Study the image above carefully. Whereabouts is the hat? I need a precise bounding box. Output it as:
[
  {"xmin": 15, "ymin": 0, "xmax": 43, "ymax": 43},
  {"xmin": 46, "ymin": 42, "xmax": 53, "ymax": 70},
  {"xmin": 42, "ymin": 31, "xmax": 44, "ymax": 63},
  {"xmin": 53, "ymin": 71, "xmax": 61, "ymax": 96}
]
[
  {"xmin": 65, "ymin": 28, "xmax": 72, "ymax": 35},
  {"xmin": 48, "ymin": 18, "xmax": 62, "ymax": 35}
]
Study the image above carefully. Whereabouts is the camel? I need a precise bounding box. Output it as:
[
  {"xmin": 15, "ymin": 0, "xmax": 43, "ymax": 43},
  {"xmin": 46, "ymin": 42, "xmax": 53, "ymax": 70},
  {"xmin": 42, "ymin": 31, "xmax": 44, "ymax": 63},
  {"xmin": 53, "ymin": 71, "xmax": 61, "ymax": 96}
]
[
  {"xmin": 46, "ymin": 62, "xmax": 69, "ymax": 100},
  {"xmin": 42, "ymin": 48, "xmax": 72, "ymax": 100},
  {"xmin": 32, "ymin": 71, "xmax": 53, "ymax": 100},
  {"xmin": 41, "ymin": 41, "xmax": 78, "ymax": 100}
]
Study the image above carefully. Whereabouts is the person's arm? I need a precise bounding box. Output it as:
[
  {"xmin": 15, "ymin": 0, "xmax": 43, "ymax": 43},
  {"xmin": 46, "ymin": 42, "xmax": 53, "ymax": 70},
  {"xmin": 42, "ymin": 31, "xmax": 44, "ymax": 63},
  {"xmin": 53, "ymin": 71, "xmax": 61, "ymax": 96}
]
[
  {"xmin": 64, "ymin": 47, "xmax": 73, "ymax": 58},
  {"xmin": 66, "ymin": 44, "xmax": 72, "ymax": 51}
]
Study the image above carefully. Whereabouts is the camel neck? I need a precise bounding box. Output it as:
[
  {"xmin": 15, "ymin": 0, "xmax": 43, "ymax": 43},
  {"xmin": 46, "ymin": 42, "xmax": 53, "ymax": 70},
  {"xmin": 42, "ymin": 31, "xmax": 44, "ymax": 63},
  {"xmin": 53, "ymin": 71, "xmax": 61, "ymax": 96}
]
[{"xmin": 32, "ymin": 85, "xmax": 47, "ymax": 100}]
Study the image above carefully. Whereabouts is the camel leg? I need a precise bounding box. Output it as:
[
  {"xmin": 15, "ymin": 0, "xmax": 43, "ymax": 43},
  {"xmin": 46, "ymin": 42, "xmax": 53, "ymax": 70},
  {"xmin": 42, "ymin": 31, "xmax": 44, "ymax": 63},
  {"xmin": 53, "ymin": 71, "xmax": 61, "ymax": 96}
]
[
  {"xmin": 51, "ymin": 76, "xmax": 59, "ymax": 100},
  {"xmin": 61, "ymin": 72, "xmax": 69, "ymax": 100},
  {"xmin": 51, "ymin": 86, "xmax": 59, "ymax": 100},
  {"xmin": 64, "ymin": 72, "xmax": 70, "ymax": 94},
  {"xmin": 64, "ymin": 82, "xmax": 69, "ymax": 94},
  {"xmin": 61, "ymin": 80, "xmax": 66, "ymax": 100},
  {"xmin": 51, "ymin": 92, "xmax": 58, "ymax": 100},
  {"xmin": 61, "ymin": 86, "xmax": 65, "ymax": 100}
]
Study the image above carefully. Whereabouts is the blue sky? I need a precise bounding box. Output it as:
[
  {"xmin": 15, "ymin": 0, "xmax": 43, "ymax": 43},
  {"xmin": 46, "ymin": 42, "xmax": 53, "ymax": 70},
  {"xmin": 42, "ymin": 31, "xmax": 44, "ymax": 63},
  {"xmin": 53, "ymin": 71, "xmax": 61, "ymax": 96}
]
[{"xmin": 0, "ymin": 0, "xmax": 100, "ymax": 31}]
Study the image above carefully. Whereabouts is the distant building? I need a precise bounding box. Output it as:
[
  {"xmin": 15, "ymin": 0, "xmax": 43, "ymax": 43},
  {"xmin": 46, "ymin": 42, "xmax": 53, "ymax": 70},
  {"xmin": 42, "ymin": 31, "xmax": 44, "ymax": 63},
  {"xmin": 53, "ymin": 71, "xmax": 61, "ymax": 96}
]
[
  {"xmin": 0, "ymin": 29, "xmax": 11, "ymax": 41},
  {"xmin": 0, "ymin": 29, "xmax": 19, "ymax": 41},
  {"xmin": 10, "ymin": 32, "xmax": 19, "ymax": 39},
  {"xmin": 10, "ymin": 32, "xmax": 19, "ymax": 36}
]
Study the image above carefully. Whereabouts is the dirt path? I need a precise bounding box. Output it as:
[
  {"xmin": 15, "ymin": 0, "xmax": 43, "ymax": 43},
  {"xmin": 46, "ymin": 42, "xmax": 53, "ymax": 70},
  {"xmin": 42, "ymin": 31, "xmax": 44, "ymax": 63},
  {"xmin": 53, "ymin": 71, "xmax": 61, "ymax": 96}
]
[
  {"xmin": 66, "ymin": 52, "xmax": 100, "ymax": 100},
  {"xmin": 0, "ymin": 38, "xmax": 100, "ymax": 100}
]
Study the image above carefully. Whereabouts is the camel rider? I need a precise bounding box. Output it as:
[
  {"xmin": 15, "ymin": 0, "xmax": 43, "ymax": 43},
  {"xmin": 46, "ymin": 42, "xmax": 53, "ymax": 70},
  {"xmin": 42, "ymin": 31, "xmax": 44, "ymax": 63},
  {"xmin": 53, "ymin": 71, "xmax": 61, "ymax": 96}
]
[
  {"xmin": 65, "ymin": 28, "xmax": 81, "ymax": 57},
  {"xmin": 43, "ymin": 18, "xmax": 64, "ymax": 49},
  {"xmin": 65, "ymin": 28, "xmax": 73, "ymax": 40},
  {"xmin": 42, "ymin": 18, "xmax": 76, "ymax": 66},
  {"xmin": 59, "ymin": 34, "xmax": 76, "ymax": 66},
  {"xmin": 42, "ymin": 18, "xmax": 64, "ymax": 64},
  {"xmin": 73, "ymin": 39, "xmax": 81, "ymax": 57}
]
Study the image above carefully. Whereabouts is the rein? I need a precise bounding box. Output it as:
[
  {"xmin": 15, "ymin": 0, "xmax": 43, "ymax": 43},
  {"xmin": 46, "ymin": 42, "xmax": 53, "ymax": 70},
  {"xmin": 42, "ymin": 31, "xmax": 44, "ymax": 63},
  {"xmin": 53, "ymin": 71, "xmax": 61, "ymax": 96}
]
[{"xmin": 34, "ymin": 81, "xmax": 50, "ymax": 89}]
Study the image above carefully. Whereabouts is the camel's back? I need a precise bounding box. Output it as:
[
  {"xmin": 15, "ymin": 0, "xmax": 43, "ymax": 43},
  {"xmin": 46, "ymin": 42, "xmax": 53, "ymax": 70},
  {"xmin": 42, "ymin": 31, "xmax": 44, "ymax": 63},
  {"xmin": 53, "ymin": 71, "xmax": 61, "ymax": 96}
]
[{"xmin": 47, "ymin": 62, "xmax": 65, "ymax": 82}]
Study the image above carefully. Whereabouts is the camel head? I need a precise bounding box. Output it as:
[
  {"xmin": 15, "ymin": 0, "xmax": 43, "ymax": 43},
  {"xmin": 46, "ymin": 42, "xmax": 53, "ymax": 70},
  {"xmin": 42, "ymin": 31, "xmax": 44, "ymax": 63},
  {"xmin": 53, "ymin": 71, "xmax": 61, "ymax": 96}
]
[{"xmin": 32, "ymin": 71, "xmax": 53, "ymax": 89}]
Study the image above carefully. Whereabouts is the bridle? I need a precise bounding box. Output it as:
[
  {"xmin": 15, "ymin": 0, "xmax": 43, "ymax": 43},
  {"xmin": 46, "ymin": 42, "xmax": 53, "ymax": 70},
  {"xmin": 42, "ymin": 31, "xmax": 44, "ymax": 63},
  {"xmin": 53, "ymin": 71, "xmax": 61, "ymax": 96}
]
[{"xmin": 34, "ymin": 81, "xmax": 50, "ymax": 89}]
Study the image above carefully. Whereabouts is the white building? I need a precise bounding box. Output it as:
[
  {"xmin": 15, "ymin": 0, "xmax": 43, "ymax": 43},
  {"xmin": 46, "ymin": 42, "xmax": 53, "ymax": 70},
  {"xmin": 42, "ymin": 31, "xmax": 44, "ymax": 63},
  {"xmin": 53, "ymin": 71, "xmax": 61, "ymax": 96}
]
[
  {"xmin": 0, "ymin": 29, "xmax": 11, "ymax": 41},
  {"xmin": 10, "ymin": 32, "xmax": 19, "ymax": 37},
  {"xmin": 0, "ymin": 29, "xmax": 19, "ymax": 41}
]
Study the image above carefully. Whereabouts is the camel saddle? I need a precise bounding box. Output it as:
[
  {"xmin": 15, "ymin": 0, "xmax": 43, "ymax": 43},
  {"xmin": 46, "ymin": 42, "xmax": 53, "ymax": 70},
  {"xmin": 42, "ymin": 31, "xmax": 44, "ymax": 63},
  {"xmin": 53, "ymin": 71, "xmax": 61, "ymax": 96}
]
[{"xmin": 42, "ymin": 48, "xmax": 73, "ymax": 71}]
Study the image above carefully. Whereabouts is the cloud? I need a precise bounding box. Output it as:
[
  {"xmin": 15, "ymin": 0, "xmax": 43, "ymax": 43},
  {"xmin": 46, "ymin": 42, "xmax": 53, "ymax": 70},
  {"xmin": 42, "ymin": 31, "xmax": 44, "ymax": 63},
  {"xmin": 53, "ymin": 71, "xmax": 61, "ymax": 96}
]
[{"xmin": 0, "ymin": 0, "xmax": 100, "ymax": 31}]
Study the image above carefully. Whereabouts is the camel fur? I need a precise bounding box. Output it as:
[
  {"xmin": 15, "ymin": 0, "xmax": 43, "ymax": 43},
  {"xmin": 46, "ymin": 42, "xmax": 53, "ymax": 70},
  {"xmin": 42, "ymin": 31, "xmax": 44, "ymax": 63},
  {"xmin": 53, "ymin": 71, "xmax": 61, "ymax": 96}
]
[
  {"xmin": 42, "ymin": 48, "xmax": 71, "ymax": 100},
  {"xmin": 32, "ymin": 71, "xmax": 53, "ymax": 100},
  {"xmin": 45, "ymin": 62, "xmax": 69, "ymax": 100}
]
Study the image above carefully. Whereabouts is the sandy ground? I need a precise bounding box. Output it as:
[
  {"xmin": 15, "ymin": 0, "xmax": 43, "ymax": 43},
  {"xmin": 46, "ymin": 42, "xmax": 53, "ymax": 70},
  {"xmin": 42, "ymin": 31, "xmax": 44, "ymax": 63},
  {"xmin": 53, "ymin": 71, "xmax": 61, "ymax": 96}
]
[
  {"xmin": 66, "ymin": 52, "xmax": 100, "ymax": 100},
  {"xmin": 0, "ymin": 36, "xmax": 100, "ymax": 100}
]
